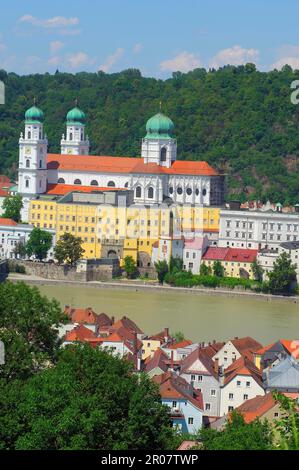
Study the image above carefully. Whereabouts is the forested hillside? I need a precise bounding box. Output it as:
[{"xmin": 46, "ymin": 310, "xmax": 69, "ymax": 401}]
[{"xmin": 0, "ymin": 64, "xmax": 298, "ymax": 203}]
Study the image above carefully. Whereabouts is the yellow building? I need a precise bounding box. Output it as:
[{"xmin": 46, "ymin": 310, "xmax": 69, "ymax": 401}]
[
  {"xmin": 202, "ymin": 246, "xmax": 258, "ymax": 279},
  {"xmin": 29, "ymin": 190, "xmax": 221, "ymax": 263}
]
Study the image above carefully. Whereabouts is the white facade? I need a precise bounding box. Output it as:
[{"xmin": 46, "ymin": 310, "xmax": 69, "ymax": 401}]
[
  {"xmin": 219, "ymin": 209, "xmax": 299, "ymax": 251},
  {"xmin": 258, "ymin": 241, "xmax": 299, "ymax": 281},
  {"xmin": 213, "ymin": 341, "xmax": 243, "ymax": 368},
  {"xmin": 0, "ymin": 221, "xmax": 55, "ymax": 260},
  {"xmin": 141, "ymin": 137, "xmax": 176, "ymax": 168},
  {"xmin": 60, "ymin": 122, "xmax": 89, "ymax": 155},
  {"xmin": 219, "ymin": 374, "xmax": 265, "ymax": 416},
  {"xmin": 183, "ymin": 236, "xmax": 209, "ymax": 274}
]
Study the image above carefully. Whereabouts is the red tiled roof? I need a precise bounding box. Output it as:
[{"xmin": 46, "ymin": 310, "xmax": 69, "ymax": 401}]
[
  {"xmin": 64, "ymin": 306, "xmax": 103, "ymax": 325},
  {"xmin": 0, "ymin": 189, "xmax": 8, "ymax": 197},
  {"xmin": 180, "ymin": 346, "xmax": 219, "ymax": 378},
  {"xmin": 231, "ymin": 337, "xmax": 263, "ymax": 354},
  {"xmin": 168, "ymin": 340, "xmax": 193, "ymax": 350},
  {"xmin": 47, "ymin": 183, "xmax": 125, "ymax": 195},
  {"xmin": 0, "ymin": 217, "xmax": 18, "ymax": 226},
  {"xmin": 64, "ymin": 324, "xmax": 96, "ymax": 342},
  {"xmin": 0, "ymin": 175, "xmax": 10, "ymax": 184},
  {"xmin": 202, "ymin": 247, "xmax": 258, "ymax": 263},
  {"xmin": 224, "ymin": 356, "xmax": 263, "ymax": 387},
  {"xmin": 47, "ymin": 154, "xmax": 219, "ymax": 176},
  {"xmin": 153, "ymin": 372, "xmax": 204, "ymax": 411},
  {"xmin": 236, "ymin": 393, "xmax": 277, "ymax": 424},
  {"xmin": 255, "ymin": 339, "xmax": 299, "ymax": 360},
  {"xmin": 145, "ymin": 348, "xmax": 169, "ymax": 373},
  {"xmin": 110, "ymin": 316, "xmax": 143, "ymax": 335}
]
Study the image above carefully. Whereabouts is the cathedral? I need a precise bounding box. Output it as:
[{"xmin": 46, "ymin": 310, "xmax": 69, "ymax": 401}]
[{"xmin": 18, "ymin": 103, "xmax": 224, "ymax": 220}]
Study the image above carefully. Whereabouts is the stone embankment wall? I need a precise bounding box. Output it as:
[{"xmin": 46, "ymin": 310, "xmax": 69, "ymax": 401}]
[
  {"xmin": 8, "ymin": 259, "xmax": 120, "ymax": 282},
  {"xmin": 0, "ymin": 259, "xmax": 8, "ymax": 282}
]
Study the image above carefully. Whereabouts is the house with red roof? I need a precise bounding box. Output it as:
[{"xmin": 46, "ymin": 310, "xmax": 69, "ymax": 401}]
[
  {"xmin": 180, "ymin": 345, "xmax": 223, "ymax": 418},
  {"xmin": 212, "ymin": 336, "xmax": 263, "ymax": 368},
  {"xmin": 153, "ymin": 372, "xmax": 204, "ymax": 434},
  {"xmin": 202, "ymin": 246, "xmax": 258, "ymax": 279},
  {"xmin": 253, "ymin": 339, "xmax": 299, "ymax": 369},
  {"xmin": 219, "ymin": 356, "xmax": 265, "ymax": 416},
  {"xmin": 63, "ymin": 324, "xmax": 96, "ymax": 345},
  {"xmin": 59, "ymin": 306, "xmax": 114, "ymax": 337}
]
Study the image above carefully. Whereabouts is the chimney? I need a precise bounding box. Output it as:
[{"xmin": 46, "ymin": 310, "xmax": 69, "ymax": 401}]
[
  {"xmin": 214, "ymin": 358, "xmax": 219, "ymax": 375},
  {"xmin": 111, "ymin": 316, "xmax": 115, "ymax": 325},
  {"xmin": 218, "ymin": 365, "xmax": 225, "ymax": 387},
  {"xmin": 213, "ymin": 339, "xmax": 216, "ymax": 344},
  {"xmin": 164, "ymin": 327, "xmax": 169, "ymax": 343}
]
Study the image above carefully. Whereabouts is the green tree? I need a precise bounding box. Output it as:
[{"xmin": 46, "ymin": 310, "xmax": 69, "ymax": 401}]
[
  {"xmin": 200, "ymin": 263, "xmax": 212, "ymax": 276},
  {"xmin": 13, "ymin": 241, "xmax": 27, "ymax": 259},
  {"xmin": 0, "ymin": 281, "xmax": 66, "ymax": 380},
  {"xmin": 54, "ymin": 232, "xmax": 84, "ymax": 265},
  {"xmin": 169, "ymin": 256, "xmax": 183, "ymax": 273},
  {"xmin": 155, "ymin": 260, "xmax": 169, "ymax": 284},
  {"xmin": 268, "ymin": 252, "xmax": 297, "ymax": 295},
  {"xmin": 123, "ymin": 255, "xmax": 137, "ymax": 279},
  {"xmin": 252, "ymin": 258, "xmax": 264, "ymax": 282},
  {"xmin": 198, "ymin": 411, "xmax": 273, "ymax": 450},
  {"xmin": 274, "ymin": 393, "xmax": 299, "ymax": 450},
  {"xmin": 2, "ymin": 195, "xmax": 23, "ymax": 222},
  {"xmin": 172, "ymin": 331, "xmax": 185, "ymax": 343},
  {"xmin": 26, "ymin": 227, "xmax": 53, "ymax": 261},
  {"xmin": 213, "ymin": 260, "xmax": 225, "ymax": 277},
  {"xmin": 0, "ymin": 345, "xmax": 176, "ymax": 450}
]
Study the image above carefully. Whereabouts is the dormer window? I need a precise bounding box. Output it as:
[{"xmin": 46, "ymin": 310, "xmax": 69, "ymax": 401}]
[{"xmin": 160, "ymin": 147, "xmax": 167, "ymax": 162}]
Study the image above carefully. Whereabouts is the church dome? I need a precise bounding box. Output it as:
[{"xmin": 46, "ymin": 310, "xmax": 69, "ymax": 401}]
[
  {"xmin": 66, "ymin": 106, "xmax": 86, "ymax": 125},
  {"xmin": 25, "ymin": 105, "xmax": 44, "ymax": 123},
  {"xmin": 145, "ymin": 112, "xmax": 174, "ymax": 139}
]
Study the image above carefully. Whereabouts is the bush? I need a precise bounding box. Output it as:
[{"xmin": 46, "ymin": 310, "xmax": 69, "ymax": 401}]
[{"xmin": 8, "ymin": 261, "xmax": 26, "ymax": 274}]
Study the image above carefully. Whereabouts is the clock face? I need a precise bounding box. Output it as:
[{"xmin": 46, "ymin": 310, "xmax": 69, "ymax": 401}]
[{"xmin": 25, "ymin": 147, "xmax": 31, "ymax": 154}]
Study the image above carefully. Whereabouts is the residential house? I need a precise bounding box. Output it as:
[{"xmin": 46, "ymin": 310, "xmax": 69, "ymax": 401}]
[
  {"xmin": 180, "ymin": 345, "xmax": 221, "ymax": 418},
  {"xmin": 202, "ymin": 247, "xmax": 258, "ymax": 279},
  {"xmin": 153, "ymin": 372, "xmax": 204, "ymax": 434},
  {"xmin": 183, "ymin": 236, "xmax": 209, "ymax": 274},
  {"xmin": 60, "ymin": 306, "xmax": 113, "ymax": 337},
  {"xmin": 213, "ymin": 336, "xmax": 263, "ymax": 368},
  {"xmin": 162, "ymin": 339, "xmax": 193, "ymax": 362},
  {"xmin": 63, "ymin": 324, "xmax": 96, "ymax": 346},
  {"xmin": 254, "ymin": 339, "xmax": 299, "ymax": 369},
  {"xmin": 219, "ymin": 356, "xmax": 265, "ymax": 416},
  {"xmin": 142, "ymin": 327, "xmax": 172, "ymax": 360},
  {"xmin": 263, "ymin": 356, "xmax": 299, "ymax": 393},
  {"xmin": 144, "ymin": 347, "xmax": 169, "ymax": 378}
]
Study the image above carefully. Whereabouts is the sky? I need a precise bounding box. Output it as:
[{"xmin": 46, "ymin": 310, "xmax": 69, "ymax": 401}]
[{"xmin": 1, "ymin": 0, "xmax": 299, "ymax": 77}]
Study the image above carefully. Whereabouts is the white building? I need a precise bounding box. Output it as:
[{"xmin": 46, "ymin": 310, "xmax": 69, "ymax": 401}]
[
  {"xmin": 18, "ymin": 103, "xmax": 224, "ymax": 221},
  {"xmin": 0, "ymin": 217, "xmax": 55, "ymax": 259},
  {"xmin": 258, "ymin": 241, "xmax": 299, "ymax": 281},
  {"xmin": 219, "ymin": 208, "xmax": 299, "ymax": 251},
  {"xmin": 183, "ymin": 236, "xmax": 209, "ymax": 274}
]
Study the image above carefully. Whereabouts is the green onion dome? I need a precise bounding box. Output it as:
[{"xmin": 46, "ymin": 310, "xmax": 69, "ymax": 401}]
[
  {"xmin": 145, "ymin": 112, "xmax": 174, "ymax": 139},
  {"xmin": 66, "ymin": 106, "xmax": 86, "ymax": 125},
  {"xmin": 25, "ymin": 105, "xmax": 44, "ymax": 123}
]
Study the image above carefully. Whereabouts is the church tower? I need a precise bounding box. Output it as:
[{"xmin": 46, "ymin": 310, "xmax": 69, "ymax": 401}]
[
  {"xmin": 141, "ymin": 110, "xmax": 177, "ymax": 168},
  {"xmin": 18, "ymin": 102, "xmax": 48, "ymax": 221},
  {"xmin": 60, "ymin": 102, "xmax": 89, "ymax": 155}
]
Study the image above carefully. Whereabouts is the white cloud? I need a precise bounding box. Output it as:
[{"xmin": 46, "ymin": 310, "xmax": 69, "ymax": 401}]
[
  {"xmin": 271, "ymin": 57, "xmax": 299, "ymax": 70},
  {"xmin": 160, "ymin": 51, "xmax": 201, "ymax": 72},
  {"xmin": 19, "ymin": 15, "xmax": 79, "ymax": 28},
  {"xmin": 209, "ymin": 45, "xmax": 259, "ymax": 69},
  {"xmin": 49, "ymin": 41, "xmax": 64, "ymax": 54},
  {"xmin": 270, "ymin": 45, "xmax": 299, "ymax": 70},
  {"xmin": 99, "ymin": 48, "xmax": 124, "ymax": 72},
  {"xmin": 133, "ymin": 43, "xmax": 143, "ymax": 54},
  {"xmin": 66, "ymin": 52, "xmax": 95, "ymax": 69},
  {"xmin": 47, "ymin": 56, "xmax": 61, "ymax": 67}
]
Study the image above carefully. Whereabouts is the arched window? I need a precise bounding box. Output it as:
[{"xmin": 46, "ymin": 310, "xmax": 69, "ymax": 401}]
[
  {"xmin": 195, "ymin": 188, "xmax": 199, "ymax": 196},
  {"xmin": 148, "ymin": 186, "xmax": 154, "ymax": 199},
  {"xmin": 169, "ymin": 186, "xmax": 173, "ymax": 194},
  {"xmin": 69, "ymin": 132, "xmax": 73, "ymax": 141},
  {"xmin": 160, "ymin": 147, "xmax": 167, "ymax": 162},
  {"xmin": 91, "ymin": 180, "xmax": 99, "ymax": 186},
  {"xmin": 39, "ymin": 160, "xmax": 42, "ymax": 169},
  {"xmin": 136, "ymin": 186, "xmax": 142, "ymax": 198},
  {"xmin": 107, "ymin": 181, "xmax": 115, "ymax": 187},
  {"xmin": 74, "ymin": 179, "xmax": 82, "ymax": 185},
  {"xmin": 81, "ymin": 131, "xmax": 84, "ymax": 141},
  {"xmin": 58, "ymin": 178, "xmax": 65, "ymax": 184},
  {"xmin": 26, "ymin": 159, "xmax": 30, "ymax": 168},
  {"xmin": 124, "ymin": 182, "xmax": 129, "ymax": 188},
  {"xmin": 25, "ymin": 179, "xmax": 29, "ymax": 188},
  {"xmin": 28, "ymin": 131, "xmax": 31, "ymax": 139}
]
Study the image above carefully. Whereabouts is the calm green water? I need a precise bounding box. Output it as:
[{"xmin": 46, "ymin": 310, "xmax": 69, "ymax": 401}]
[{"xmin": 37, "ymin": 284, "xmax": 299, "ymax": 344}]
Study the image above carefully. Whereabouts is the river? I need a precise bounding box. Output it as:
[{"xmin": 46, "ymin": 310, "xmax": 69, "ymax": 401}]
[{"xmin": 36, "ymin": 284, "xmax": 299, "ymax": 344}]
